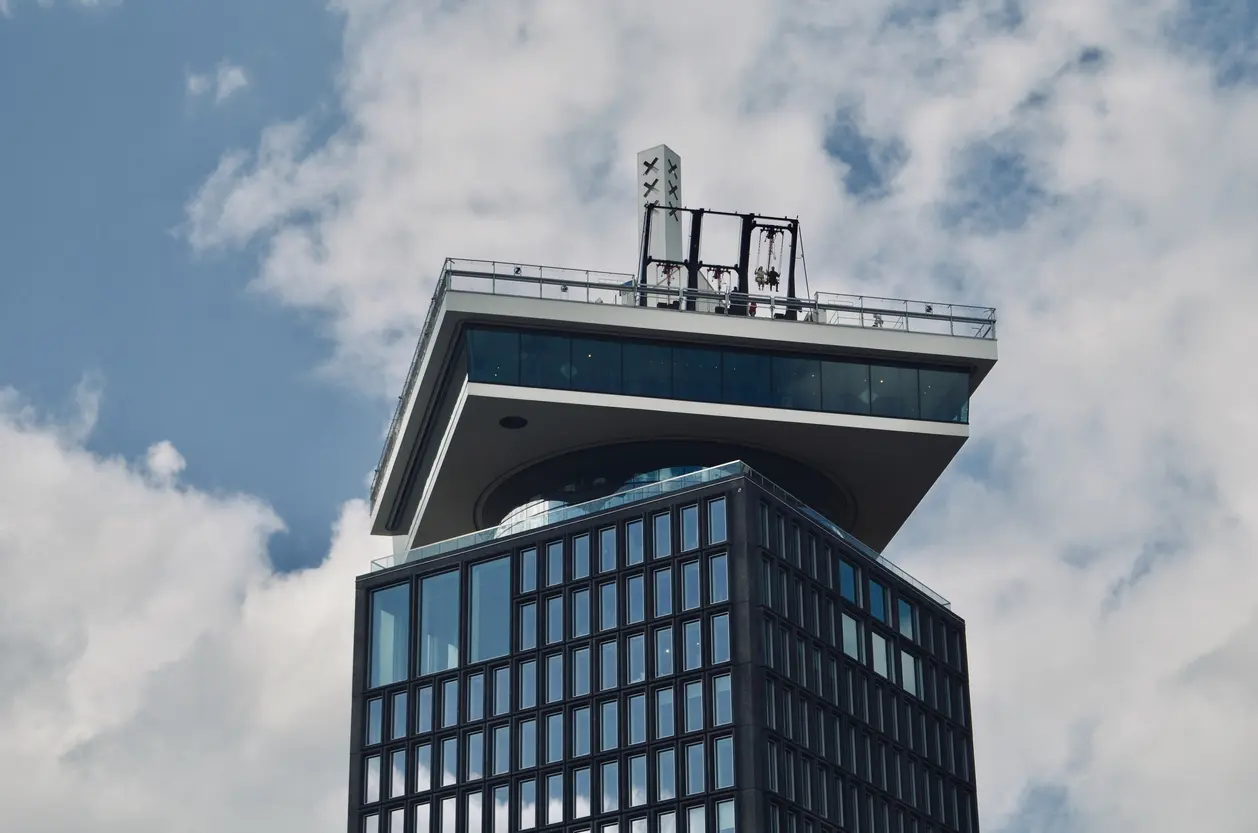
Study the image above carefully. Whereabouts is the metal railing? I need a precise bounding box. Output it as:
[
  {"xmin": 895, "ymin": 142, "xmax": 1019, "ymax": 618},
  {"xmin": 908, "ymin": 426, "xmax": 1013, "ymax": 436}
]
[
  {"xmin": 368, "ymin": 257, "xmax": 997, "ymax": 509},
  {"xmin": 369, "ymin": 459, "xmax": 951, "ymax": 609}
]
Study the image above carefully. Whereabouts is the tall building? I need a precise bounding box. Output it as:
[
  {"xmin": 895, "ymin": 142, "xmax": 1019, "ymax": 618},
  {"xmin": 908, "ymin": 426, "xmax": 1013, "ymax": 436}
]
[{"xmin": 350, "ymin": 147, "xmax": 998, "ymax": 833}]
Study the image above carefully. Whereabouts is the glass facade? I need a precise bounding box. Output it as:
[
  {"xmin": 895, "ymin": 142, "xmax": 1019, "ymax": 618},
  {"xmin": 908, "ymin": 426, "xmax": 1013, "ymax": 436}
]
[
  {"xmin": 353, "ymin": 479, "xmax": 976, "ymax": 833},
  {"xmin": 466, "ymin": 327, "xmax": 970, "ymax": 424}
]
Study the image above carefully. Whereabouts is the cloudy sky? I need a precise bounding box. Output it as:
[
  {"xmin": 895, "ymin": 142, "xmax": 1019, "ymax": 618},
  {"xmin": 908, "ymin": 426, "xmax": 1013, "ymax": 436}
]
[{"xmin": 2, "ymin": 0, "xmax": 1256, "ymax": 831}]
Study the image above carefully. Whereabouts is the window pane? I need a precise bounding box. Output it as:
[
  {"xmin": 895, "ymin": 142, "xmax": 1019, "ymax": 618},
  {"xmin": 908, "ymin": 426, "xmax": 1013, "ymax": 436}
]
[
  {"xmin": 468, "ymin": 674, "xmax": 484, "ymax": 722},
  {"xmin": 442, "ymin": 796, "xmax": 457, "ymax": 833},
  {"xmin": 655, "ymin": 568, "xmax": 673, "ymax": 617},
  {"xmin": 656, "ymin": 627, "xmax": 674, "ymax": 677},
  {"xmin": 715, "ymin": 736, "xmax": 735, "ymax": 788},
  {"xmin": 441, "ymin": 737, "xmax": 457, "ymax": 786},
  {"xmin": 842, "ymin": 615, "xmax": 862, "ymax": 661},
  {"xmin": 657, "ymin": 748, "xmax": 676, "ymax": 800},
  {"xmin": 571, "ymin": 337, "xmax": 622, "ymax": 394},
  {"xmin": 839, "ymin": 561, "xmax": 858, "ymax": 603},
  {"xmin": 547, "ymin": 713, "xmax": 564, "ymax": 764},
  {"xmin": 574, "ymin": 767, "xmax": 592, "ymax": 818},
  {"xmin": 520, "ymin": 548, "xmax": 537, "ymax": 593},
  {"xmin": 601, "ymin": 640, "xmax": 618, "ymax": 690},
  {"xmin": 772, "ymin": 356, "xmax": 821, "ymax": 410},
  {"xmin": 685, "ymin": 742, "xmax": 705, "ymax": 794},
  {"xmin": 468, "ymin": 792, "xmax": 484, "ymax": 833},
  {"xmin": 574, "ymin": 647, "xmax": 591, "ymax": 697},
  {"xmin": 717, "ymin": 799, "xmax": 735, "ymax": 833},
  {"xmin": 657, "ymin": 688, "xmax": 675, "ymax": 738},
  {"xmin": 493, "ymin": 668, "xmax": 510, "ymax": 716},
  {"xmin": 869, "ymin": 580, "xmax": 888, "ymax": 623},
  {"xmin": 600, "ymin": 582, "xmax": 618, "ymax": 630},
  {"xmin": 600, "ymin": 526, "xmax": 617, "ymax": 572},
  {"xmin": 919, "ymin": 368, "xmax": 969, "ymax": 423},
  {"xmin": 573, "ymin": 588, "xmax": 590, "ymax": 637},
  {"xmin": 471, "ymin": 557, "xmax": 511, "ymax": 662},
  {"xmin": 520, "ymin": 779, "xmax": 537, "ymax": 830},
  {"xmin": 673, "ymin": 346, "xmax": 722, "ymax": 402},
  {"xmin": 369, "ymin": 583, "xmax": 410, "ymax": 688},
  {"xmin": 708, "ymin": 498, "xmax": 727, "ymax": 544},
  {"xmin": 574, "ymin": 534, "xmax": 591, "ymax": 579},
  {"xmin": 653, "ymin": 512, "xmax": 672, "ymax": 558},
  {"xmin": 519, "ymin": 719, "xmax": 536, "ymax": 769},
  {"xmin": 547, "ymin": 653, "xmax": 564, "ymax": 703},
  {"xmin": 684, "ymin": 621, "xmax": 702, "ymax": 670},
  {"xmin": 418, "ymin": 572, "xmax": 459, "ymax": 675},
  {"xmin": 516, "ymin": 602, "xmax": 535, "ymax": 651},
  {"xmin": 547, "ymin": 541, "xmax": 564, "ymax": 587},
  {"xmin": 901, "ymin": 651, "xmax": 919, "ymax": 697},
  {"xmin": 520, "ymin": 660, "xmax": 537, "ymax": 709},
  {"xmin": 722, "ymin": 350, "xmax": 771, "ymax": 406},
  {"xmin": 682, "ymin": 561, "xmax": 700, "ymax": 610},
  {"xmin": 602, "ymin": 760, "xmax": 620, "ymax": 813},
  {"xmin": 713, "ymin": 674, "xmax": 733, "ymax": 725},
  {"xmin": 821, "ymin": 360, "xmax": 870, "ymax": 414},
  {"xmin": 627, "ymin": 575, "xmax": 645, "ymax": 624},
  {"xmin": 870, "ymin": 365, "xmax": 919, "ymax": 418},
  {"xmin": 547, "ymin": 772, "xmax": 565, "ymax": 825},
  {"xmin": 629, "ymin": 693, "xmax": 647, "ymax": 745},
  {"xmin": 442, "ymin": 678, "xmax": 459, "ymax": 727},
  {"xmin": 601, "ymin": 700, "xmax": 619, "ymax": 750},
  {"xmin": 366, "ymin": 697, "xmax": 383, "ymax": 746},
  {"xmin": 492, "ymin": 726, "xmax": 509, "ymax": 775},
  {"xmin": 712, "ymin": 613, "xmax": 731, "ymax": 664},
  {"xmin": 623, "ymin": 342, "xmax": 673, "ymax": 399},
  {"xmin": 898, "ymin": 599, "xmax": 916, "ymax": 640},
  {"xmin": 364, "ymin": 813, "xmax": 380, "ymax": 833},
  {"xmin": 574, "ymin": 707, "xmax": 591, "ymax": 756},
  {"xmin": 685, "ymin": 681, "xmax": 703, "ymax": 732},
  {"xmin": 417, "ymin": 685, "xmax": 434, "ymax": 732},
  {"xmin": 872, "ymin": 633, "xmax": 890, "ymax": 678},
  {"xmin": 709, "ymin": 554, "xmax": 729, "ymax": 604},
  {"xmin": 415, "ymin": 743, "xmax": 432, "ymax": 792},
  {"xmin": 520, "ymin": 333, "xmax": 571, "ymax": 390},
  {"xmin": 390, "ymin": 748, "xmax": 407, "ymax": 798},
  {"xmin": 630, "ymin": 754, "xmax": 648, "ymax": 806},
  {"xmin": 493, "ymin": 786, "xmax": 509, "ymax": 833},
  {"xmin": 688, "ymin": 805, "xmax": 705, "ymax": 833},
  {"xmin": 464, "ymin": 730, "xmax": 484, "ymax": 781},
  {"xmin": 627, "ymin": 519, "xmax": 644, "ymax": 565},
  {"xmin": 547, "ymin": 595, "xmax": 564, "ymax": 644},
  {"xmin": 681, "ymin": 505, "xmax": 700, "ymax": 552},
  {"xmin": 629, "ymin": 633, "xmax": 647, "ymax": 684},
  {"xmin": 467, "ymin": 329, "xmax": 520, "ymax": 384}
]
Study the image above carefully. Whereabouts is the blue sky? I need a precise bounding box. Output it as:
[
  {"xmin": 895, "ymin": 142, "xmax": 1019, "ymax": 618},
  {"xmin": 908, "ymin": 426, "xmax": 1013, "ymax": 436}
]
[
  {"xmin": 0, "ymin": 0, "xmax": 375, "ymax": 569},
  {"xmin": 2, "ymin": 1, "xmax": 1258, "ymax": 832}
]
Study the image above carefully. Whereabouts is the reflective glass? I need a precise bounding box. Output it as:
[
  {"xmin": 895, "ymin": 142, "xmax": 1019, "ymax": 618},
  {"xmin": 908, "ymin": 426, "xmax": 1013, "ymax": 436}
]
[
  {"xmin": 601, "ymin": 700, "xmax": 619, "ymax": 750},
  {"xmin": 656, "ymin": 687, "xmax": 675, "ymax": 738},
  {"xmin": 898, "ymin": 598, "xmax": 916, "ymax": 640},
  {"xmin": 599, "ymin": 526, "xmax": 617, "ymax": 572},
  {"xmin": 673, "ymin": 346, "xmax": 722, "ymax": 402},
  {"xmin": 623, "ymin": 342, "xmax": 673, "ymax": 398},
  {"xmin": 574, "ymin": 534, "xmax": 591, "ymax": 579},
  {"xmin": 872, "ymin": 633, "xmax": 890, "ymax": 678},
  {"xmin": 573, "ymin": 647, "xmax": 591, "ymax": 697},
  {"xmin": 600, "ymin": 640, "xmax": 618, "ymax": 690},
  {"xmin": 467, "ymin": 732, "xmax": 484, "ymax": 781},
  {"xmin": 493, "ymin": 785, "xmax": 509, "ymax": 833},
  {"xmin": 627, "ymin": 575, "xmax": 645, "ymax": 624},
  {"xmin": 519, "ymin": 718, "xmax": 536, "ymax": 768},
  {"xmin": 547, "ymin": 772, "xmax": 565, "ymax": 824},
  {"xmin": 442, "ymin": 678, "xmax": 458, "ymax": 727},
  {"xmin": 842, "ymin": 614, "xmax": 862, "ymax": 661},
  {"xmin": 468, "ymin": 673, "xmax": 484, "ymax": 722},
  {"xmin": 415, "ymin": 743, "xmax": 432, "ymax": 792},
  {"xmin": 709, "ymin": 554, "xmax": 728, "ymax": 604},
  {"xmin": 573, "ymin": 588, "xmax": 590, "ymax": 637},
  {"xmin": 684, "ymin": 681, "xmax": 703, "ymax": 732},
  {"xmin": 574, "ymin": 706, "xmax": 591, "ymax": 756},
  {"xmin": 520, "ymin": 333, "xmax": 571, "ymax": 390},
  {"xmin": 547, "ymin": 712, "xmax": 564, "ymax": 763},
  {"xmin": 629, "ymin": 693, "xmax": 647, "ymax": 744},
  {"xmin": 467, "ymin": 792, "xmax": 484, "ymax": 833},
  {"xmin": 685, "ymin": 742, "xmax": 705, "ymax": 794},
  {"xmin": 547, "ymin": 654, "xmax": 564, "ymax": 703},
  {"xmin": 547, "ymin": 541, "xmax": 564, "ymax": 587},
  {"xmin": 441, "ymin": 737, "xmax": 457, "ymax": 786},
  {"xmin": 722, "ymin": 350, "xmax": 771, "ymax": 406},
  {"xmin": 547, "ymin": 595, "xmax": 564, "ymax": 644},
  {"xmin": 657, "ymin": 748, "xmax": 676, "ymax": 800},
  {"xmin": 390, "ymin": 748, "xmax": 407, "ymax": 798},
  {"xmin": 655, "ymin": 627, "xmax": 674, "ymax": 676},
  {"xmin": 628, "ymin": 633, "xmax": 646, "ymax": 684},
  {"xmin": 772, "ymin": 356, "xmax": 821, "ymax": 410},
  {"xmin": 600, "ymin": 582, "xmax": 618, "ymax": 630},
  {"xmin": 519, "ymin": 779, "xmax": 536, "ymax": 830},
  {"xmin": 520, "ymin": 548, "xmax": 537, "ymax": 593},
  {"xmin": 869, "ymin": 579, "xmax": 889, "ymax": 623},
  {"xmin": 364, "ymin": 813, "xmax": 379, "ymax": 833},
  {"xmin": 627, "ymin": 520, "xmax": 644, "ymax": 565},
  {"xmin": 574, "ymin": 767, "xmax": 592, "ymax": 818},
  {"xmin": 520, "ymin": 660, "xmax": 537, "ymax": 709},
  {"xmin": 369, "ymin": 583, "xmax": 410, "ymax": 688},
  {"xmin": 493, "ymin": 667, "xmax": 510, "ymax": 716},
  {"xmin": 715, "ymin": 736, "xmax": 735, "ymax": 788},
  {"xmin": 717, "ymin": 800, "xmax": 735, "ymax": 833},
  {"xmin": 919, "ymin": 368, "xmax": 969, "ymax": 423},
  {"xmin": 417, "ymin": 685, "xmax": 434, "ymax": 732},
  {"xmin": 683, "ymin": 621, "xmax": 702, "ymax": 671},
  {"xmin": 688, "ymin": 805, "xmax": 705, "ymax": 833},
  {"xmin": 471, "ymin": 557, "xmax": 511, "ymax": 662},
  {"xmin": 390, "ymin": 690, "xmax": 406, "ymax": 739},
  {"xmin": 870, "ymin": 365, "xmax": 920, "ymax": 418},
  {"xmin": 712, "ymin": 613, "xmax": 731, "ymax": 664},
  {"xmin": 713, "ymin": 674, "xmax": 732, "ymax": 725},
  {"xmin": 571, "ymin": 337, "xmax": 622, "ymax": 394},
  {"xmin": 366, "ymin": 697, "xmax": 383, "ymax": 746},
  {"xmin": 630, "ymin": 754, "xmax": 648, "ymax": 806},
  {"xmin": 653, "ymin": 512, "xmax": 672, "ymax": 558},
  {"xmin": 839, "ymin": 561, "xmax": 858, "ymax": 604},
  {"xmin": 708, "ymin": 497, "xmax": 727, "ymax": 545},
  {"xmin": 467, "ymin": 329, "xmax": 520, "ymax": 384},
  {"xmin": 419, "ymin": 572, "xmax": 459, "ymax": 676},
  {"xmin": 682, "ymin": 561, "xmax": 700, "ymax": 610},
  {"xmin": 602, "ymin": 760, "xmax": 620, "ymax": 812},
  {"xmin": 681, "ymin": 505, "xmax": 700, "ymax": 552},
  {"xmin": 901, "ymin": 650, "xmax": 919, "ymax": 697},
  {"xmin": 821, "ymin": 360, "xmax": 870, "ymax": 414},
  {"xmin": 655, "ymin": 568, "xmax": 673, "ymax": 617}
]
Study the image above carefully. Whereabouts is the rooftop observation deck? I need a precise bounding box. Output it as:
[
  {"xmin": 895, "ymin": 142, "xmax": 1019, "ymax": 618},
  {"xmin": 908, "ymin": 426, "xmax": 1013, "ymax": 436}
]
[{"xmin": 371, "ymin": 257, "xmax": 998, "ymax": 514}]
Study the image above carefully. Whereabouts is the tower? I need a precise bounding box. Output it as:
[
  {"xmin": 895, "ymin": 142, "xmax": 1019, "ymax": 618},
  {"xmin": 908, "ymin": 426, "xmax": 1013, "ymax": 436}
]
[{"xmin": 350, "ymin": 148, "xmax": 998, "ymax": 833}]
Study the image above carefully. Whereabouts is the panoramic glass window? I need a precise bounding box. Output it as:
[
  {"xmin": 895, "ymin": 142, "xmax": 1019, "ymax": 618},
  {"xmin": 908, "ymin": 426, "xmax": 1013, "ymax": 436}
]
[
  {"xmin": 470, "ymin": 557, "xmax": 511, "ymax": 662},
  {"xmin": 520, "ymin": 332, "xmax": 571, "ymax": 390},
  {"xmin": 623, "ymin": 342, "xmax": 673, "ymax": 398},
  {"xmin": 870, "ymin": 365, "xmax": 920, "ymax": 419},
  {"xmin": 772, "ymin": 356, "xmax": 821, "ymax": 410},
  {"xmin": 919, "ymin": 368, "xmax": 970, "ymax": 422},
  {"xmin": 419, "ymin": 572, "xmax": 459, "ymax": 676},
  {"xmin": 821, "ymin": 360, "xmax": 871, "ymax": 415},
  {"xmin": 571, "ymin": 337, "xmax": 622, "ymax": 394},
  {"xmin": 722, "ymin": 350, "xmax": 771, "ymax": 407},
  {"xmin": 467, "ymin": 328, "xmax": 520, "ymax": 385},
  {"xmin": 673, "ymin": 346, "xmax": 722, "ymax": 402},
  {"xmin": 369, "ymin": 583, "xmax": 410, "ymax": 688}
]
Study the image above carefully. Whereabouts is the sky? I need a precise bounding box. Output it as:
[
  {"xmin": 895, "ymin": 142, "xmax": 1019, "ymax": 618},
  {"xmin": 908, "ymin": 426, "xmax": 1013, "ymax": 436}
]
[{"xmin": 1, "ymin": 0, "xmax": 1257, "ymax": 832}]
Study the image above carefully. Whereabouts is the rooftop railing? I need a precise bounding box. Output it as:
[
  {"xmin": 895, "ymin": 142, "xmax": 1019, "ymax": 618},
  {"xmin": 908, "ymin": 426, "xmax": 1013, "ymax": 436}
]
[
  {"xmin": 369, "ymin": 257, "xmax": 996, "ymax": 507},
  {"xmin": 369, "ymin": 459, "xmax": 952, "ymax": 609}
]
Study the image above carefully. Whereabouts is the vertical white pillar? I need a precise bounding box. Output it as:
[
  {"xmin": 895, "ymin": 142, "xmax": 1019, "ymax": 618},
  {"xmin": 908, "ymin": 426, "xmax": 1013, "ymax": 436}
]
[{"xmin": 637, "ymin": 145, "xmax": 683, "ymax": 267}]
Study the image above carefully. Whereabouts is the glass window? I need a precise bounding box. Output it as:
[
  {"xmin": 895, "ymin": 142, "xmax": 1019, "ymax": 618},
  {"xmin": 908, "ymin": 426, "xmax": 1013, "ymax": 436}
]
[
  {"xmin": 673, "ymin": 346, "xmax": 722, "ymax": 402},
  {"xmin": 842, "ymin": 614, "xmax": 863, "ymax": 661},
  {"xmin": 546, "ymin": 772, "xmax": 565, "ymax": 825},
  {"xmin": 369, "ymin": 583, "xmax": 410, "ymax": 688},
  {"xmin": 653, "ymin": 512, "xmax": 672, "ymax": 558},
  {"xmin": 683, "ymin": 621, "xmax": 702, "ymax": 670},
  {"xmin": 470, "ymin": 557, "xmax": 511, "ymax": 662},
  {"xmin": 574, "ymin": 706, "xmax": 591, "ymax": 756},
  {"xmin": 687, "ymin": 805, "xmax": 705, "ymax": 833},
  {"xmin": 685, "ymin": 741, "xmax": 705, "ymax": 794},
  {"xmin": 869, "ymin": 580, "xmax": 889, "ymax": 623},
  {"xmin": 898, "ymin": 599, "xmax": 916, "ymax": 640},
  {"xmin": 573, "ymin": 646, "xmax": 591, "ymax": 697},
  {"xmin": 713, "ymin": 674, "xmax": 732, "ymax": 725},
  {"xmin": 573, "ymin": 588, "xmax": 590, "ymax": 638},
  {"xmin": 441, "ymin": 737, "xmax": 457, "ymax": 786},
  {"xmin": 712, "ymin": 613, "xmax": 731, "ymax": 664},
  {"xmin": 839, "ymin": 561, "xmax": 858, "ymax": 604},
  {"xmin": 709, "ymin": 554, "xmax": 729, "ymax": 604},
  {"xmin": 681, "ymin": 560, "xmax": 700, "ymax": 610},
  {"xmin": 388, "ymin": 691, "xmax": 407, "ymax": 739},
  {"xmin": 821, "ymin": 360, "xmax": 870, "ymax": 414},
  {"xmin": 519, "ymin": 333, "xmax": 570, "ymax": 390},
  {"xmin": 600, "ymin": 582, "xmax": 618, "ymax": 630},
  {"xmin": 601, "ymin": 700, "xmax": 619, "ymax": 750},
  {"xmin": 467, "ymin": 792, "xmax": 483, "ymax": 833},
  {"xmin": 418, "ymin": 572, "xmax": 459, "ymax": 676},
  {"xmin": 574, "ymin": 766, "xmax": 592, "ymax": 818},
  {"xmin": 467, "ymin": 329, "xmax": 520, "ymax": 384},
  {"xmin": 627, "ymin": 519, "xmax": 644, "ymax": 565},
  {"xmin": 519, "ymin": 778, "xmax": 537, "ymax": 830},
  {"xmin": 493, "ymin": 667, "xmax": 510, "ymax": 716},
  {"xmin": 461, "ymin": 732, "xmax": 482, "ymax": 784},
  {"xmin": 657, "ymin": 747, "xmax": 676, "ymax": 800},
  {"xmin": 656, "ymin": 627, "xmax": 674, "ymax": 676},
  {"xmin": 630, "ymin": 754, "xmax": 648, "ymax": 806},
  {"xmin": 417, "ymin": 685, "xmax": 434, "ymax": 733},
  {"xmin": 519, "ymin": 718, "xmax": 537, "ymax": 769},
  {"xmin": 716, "ymin": 799, "xmax": 735, "ymax": 833},
  {"xmin": 415, "ymin": 743, "xmax": 432, "ymax": 792},
  {"xmin": 629, "ymin": 633, "xmax": 647, "ymax": 684},
  {"xmin": 870, "ymin": 365, "xmax": 919, "ymax": 419},
  {"xmin": 519, "ymin": 602, "xmax": 537, "ymax": 651},
  {"xmin": 600, "ymin": 640, "xmax": 618, "ymax": 691},
  {"xmin": 491, "ymin": 784, "xmax": 508, "ymax": 833},
  {"xmin": 715, "ymin": 736, "xmax": 735, "ymax": 788},
  {"xmin": 919, "ymin": 368, "xmax": 969, "ymax": 423},
  {"xmin": 708, "ymin": 497, "xmax": 727, "ymax": 544},
  {"xmin": 546, "ymin": 595, "xmax": 564, "ymax": 645},
  {"xmin": 547, "ymin": 653, "xmax": 564, "ymax": 703},
  {"xmin": 655, "ymin": 568, "xmax": 673, "ymax": 617},
  {"xmin": 599, "ymin": 526, "xmax": 617, "ymax": 572},
  {"xmin": 390, "ymin": 748, "xmax": 407, "ymax": 798},
  {"xmin": 442, "ymin": 678, "xmax": 459, "ymax": 727},
  {"xmin": 900, "ymin": 651, "xmax": 920, "ymax": 697},
  {"xmin": 871, "ymin": 633, "xmax": 890, "ymax": 679},
  {"xmin": 656, "ymin": 687, "xmax": 675, "ymax": 738},
  {"xmin": 492, "ymin": 726, "xmax": 509, "ymax": 776},
  {"xmin": 722, "ymin": 349, "xmax": 771, "ymax": 407},
  {"xmin": 468, "ymin": 674, "xmax": 484, "ymax": 722},
  {"xmin": 520, "ymin": 660, "xmax": 537, "ymax": 709},
  {"xmin": 627, "ymin": 575, "xmax": 645, "ymax": 624},
  {"xmin": 629, "ymin": 693, "xmax": 647, "ymax": 744},
  {"xmin": 519, "ymin": 548, "xmax": 538, "ymax": 594},
  {"xmin": 681, "ymin": 505, "xmax": 700, "ymax": 552},
  {"xmin": 773, "ymin": 356, "xmax": 821, "ymax": 410},
  {"xmin": 366, "ymin": 697, "xmax": 383, "ymax": 746},
  {"xmin": 623, "ymin": 342, "xmax": 673, "ymax": 399},
  {"xmin": 574, "ymin": 534, "xmax": 591, "ymax": 579},
  {"xmin": 546, "ymin": 712, "xmax": 564, "ymax": 764},
  {"xmin": 546, "ymin": 541, "xmax": 564, "ymax": 587},
  {"xmin": 571, "ymin": 337, "xmax": 621, "ymax": 394},
  {"xmin": 684, "ymin": 680, "xmax": 704, "ymax": 732},
  {"xmin": 364, "ymin": 813, "xmax": 380, "ymax": 833},
  {"xmin": 602, "ymin": 760, "xmax": 620, "ymax": 813}
]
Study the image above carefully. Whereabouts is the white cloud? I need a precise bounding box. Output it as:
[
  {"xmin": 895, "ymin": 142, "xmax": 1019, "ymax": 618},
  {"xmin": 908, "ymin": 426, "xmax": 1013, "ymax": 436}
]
[
  {"xmin": 0, "ymin": 383, "xmax": 372, "ymax": 832},
  {"xmin": 187, "ymin": 62, "xmax": 250, "ymax": 105},
  {"xmin": 181, "ymin": 1, "xmax": 1258, "ymax": 831}
]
